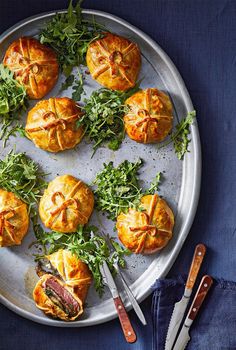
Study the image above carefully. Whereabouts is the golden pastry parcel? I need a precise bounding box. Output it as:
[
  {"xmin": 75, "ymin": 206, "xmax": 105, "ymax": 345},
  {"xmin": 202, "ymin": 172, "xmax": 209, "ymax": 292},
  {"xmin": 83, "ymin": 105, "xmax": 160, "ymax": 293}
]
[
  {"xmin": 25, "ymin": 97, "xmax": 84, "ymax": 152},
  {"xmin": 39, "ymin": 175, "xmax": 94, "ymax": 232},
  {"xmin": 0, "ymin": 189, "xmax": 29, "ymax": 247},
  {"xmin": 3, "ymin": 37, "xmax": 59, "ymax": 99},
  {"xmin": 86, "ymin": 32, "xmax": 141, "ymax": 91}
]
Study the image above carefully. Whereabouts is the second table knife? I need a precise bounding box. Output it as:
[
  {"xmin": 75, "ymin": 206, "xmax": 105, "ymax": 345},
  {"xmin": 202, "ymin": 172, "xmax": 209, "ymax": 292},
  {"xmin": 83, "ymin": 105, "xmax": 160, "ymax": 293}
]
[{"xmin": 173, "ymin": 275, "xmax": 213, "ymax": 350}]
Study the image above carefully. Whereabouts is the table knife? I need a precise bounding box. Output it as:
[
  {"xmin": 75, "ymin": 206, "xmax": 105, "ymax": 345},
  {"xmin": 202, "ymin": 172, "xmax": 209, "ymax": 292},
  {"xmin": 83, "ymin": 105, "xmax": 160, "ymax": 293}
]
[
  {"xmin": 165, "ymin": 244, "xmax": 206, "ymax": 350},
  {"xmin": 91, "ymin": 232, "xmax": 137, "ymax": 343},
  {"xmin": 173, "ymin": 275, "xmax": 213, "ymax": 350}
]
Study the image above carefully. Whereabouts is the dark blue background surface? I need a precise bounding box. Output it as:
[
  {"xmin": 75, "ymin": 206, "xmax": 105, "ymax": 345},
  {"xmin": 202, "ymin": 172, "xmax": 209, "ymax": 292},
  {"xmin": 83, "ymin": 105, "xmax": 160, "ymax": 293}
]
[{"xmin": 0, "ymin": 1, "xmax": 236, "ymax": 349}]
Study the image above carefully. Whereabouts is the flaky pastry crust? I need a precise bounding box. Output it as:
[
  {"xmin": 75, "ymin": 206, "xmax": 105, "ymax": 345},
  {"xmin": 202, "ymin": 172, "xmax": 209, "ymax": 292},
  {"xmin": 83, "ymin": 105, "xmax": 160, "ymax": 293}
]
[
  {"xmin": 25, "ymin": 97, "xmax": 84, "ymax": 152},
  {"xmin": 33, "ymin": 274, "xmax": 83, "ymax": 321},
  {"xmin": 86, "ymin": 32, "xmax": 141, "ymax": 91},
  {"xmin": 39, "ymin": 175, "xmax": 94, "ymax": 232},
  {"xmin": 3, "ymin": 37, "xmax": 59, "ymax": 99},
  {"xmin": 124, "ymin": 88, "xmax": 173, "ymax": 143},
  {"xmin": 47, "ymin": 249, "xmax": 92, "ymax": 303},
  {"xmin": 117, "ymin": 194, "xmax": 174, "ymax": 254},
  {"xmin": 0, "ymin": 189, "xmax": 29, "ymax": 247}
]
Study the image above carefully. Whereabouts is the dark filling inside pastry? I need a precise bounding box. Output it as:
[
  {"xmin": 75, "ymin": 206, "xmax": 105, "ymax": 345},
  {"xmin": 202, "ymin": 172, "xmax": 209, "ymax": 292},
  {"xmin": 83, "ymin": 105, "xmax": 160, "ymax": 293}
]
[{"xmin": 44, "ymin": 276, "xmax": 80, "ymax": 317}]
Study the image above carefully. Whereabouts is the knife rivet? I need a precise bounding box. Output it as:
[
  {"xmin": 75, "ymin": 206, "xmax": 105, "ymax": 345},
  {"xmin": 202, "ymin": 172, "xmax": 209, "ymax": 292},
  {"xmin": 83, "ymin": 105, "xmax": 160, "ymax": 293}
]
[
  {"xmin": 204, "ymin": 283, "xmax": 208, "ymax": 287},
  {"xmin": 118, "ymin": 305, "xmax": 122, "ymax": 310},
  {"xmin": 193, "ymin": 307, "xmax": 197, "ymax": 312},
  {"xmin": 128, "ymin": 331, "xmax": 132, "ymax": 336},
  {"xmin": 198, "ymin": 252, "xmax": 202, "ymax": 255}
]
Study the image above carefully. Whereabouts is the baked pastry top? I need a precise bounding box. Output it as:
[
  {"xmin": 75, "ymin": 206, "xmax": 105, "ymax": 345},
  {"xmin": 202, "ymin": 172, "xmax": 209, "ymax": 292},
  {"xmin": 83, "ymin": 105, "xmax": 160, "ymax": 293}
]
[
  {"xmin": 0, "ymin": 189, "xmax": 29, "ymax": 247},
  {"xmin": 25, "ymin": 97, "xmax": 84, "ymax": 153},
  {"xmin": 47, "ymin": 249, "xmax": 92, "ymax": 303},
  {"xmin": 39, "ymin": 175, "xmax": 94, "ymax": 233},
  {"xmin": 116, "ymin": 194, "xmax": 174, "ymax": 254},
  {"xmin": 124, "ymin": 88, "xmax": 173, "ymax": 143},
  {"xmin": 86, "ymin": 32, "xmax": 141, "ymax": 91},
  {"xmin": 3, "ymin": 37, "xmax": 59, "ymax": 99}
]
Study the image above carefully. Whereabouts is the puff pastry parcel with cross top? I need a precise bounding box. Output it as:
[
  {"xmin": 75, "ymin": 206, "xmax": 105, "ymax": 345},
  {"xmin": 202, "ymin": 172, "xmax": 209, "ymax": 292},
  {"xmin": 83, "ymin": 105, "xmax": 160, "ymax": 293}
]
[
  {"xmin": 39, "ymin": 175, "xmax": 94, "ymax": 232},
  {"xmin": 3, "ymin": 37, "xmax": 59, "ymax": 99},
  {"xmin": 33, "ymin": 249, "xmax": 92, "ymax": 321},
  {"xmin": 0, "ymin": 189, "xmax": 29, "ymax": 247},
  {"xmin": 124, "ymin": 88, "xmax": 173, "ymax": 143},
  {"xmin": 116, "ymin": 194, "xmax": 174, "ymax": 254},
  {"xmin": 86, "ymin": 32, "xmax": 141, "ymax": 91},
  {"xmin": 25, "ymin": 97, "xmax": 84, "ymax": 153}
]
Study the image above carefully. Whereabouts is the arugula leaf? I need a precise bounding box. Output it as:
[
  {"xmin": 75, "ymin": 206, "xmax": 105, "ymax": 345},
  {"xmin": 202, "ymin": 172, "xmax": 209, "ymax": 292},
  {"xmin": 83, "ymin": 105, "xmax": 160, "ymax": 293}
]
[
  {"xmin": 0, "ymin": 150, "xmax": 47, "ymax": 213},
  {"xmin": 39, "ymin": 0, "xmax": 104, "ymax": 75},
  {"xmin": 78, "ymin": 85, "xmax": 140, "ymax": 154},
  {"xmin": 160, "ymin": 110, "xmax": 196, "ymax": 160},
  {"xmin": 93, "ymin": 159, "xmax": 162, "ymax": 220},
  {"xmin": 33, "ymin": 224, "xmax": 130, "ymax": 296},
  {"xmin": 145, "ymin": 172, "xmax": 162, "ymax": 194},
  {"xmin": 0, "ymin": 64, "xmax": 28, "ymax": 145}
]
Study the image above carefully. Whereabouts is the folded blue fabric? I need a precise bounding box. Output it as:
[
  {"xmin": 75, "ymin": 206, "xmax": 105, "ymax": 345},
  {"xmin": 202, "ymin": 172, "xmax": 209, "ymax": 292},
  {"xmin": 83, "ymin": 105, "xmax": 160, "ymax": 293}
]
[{"xmin": 152, "ymin": 277, "xmax": 236, "ymax": 350}]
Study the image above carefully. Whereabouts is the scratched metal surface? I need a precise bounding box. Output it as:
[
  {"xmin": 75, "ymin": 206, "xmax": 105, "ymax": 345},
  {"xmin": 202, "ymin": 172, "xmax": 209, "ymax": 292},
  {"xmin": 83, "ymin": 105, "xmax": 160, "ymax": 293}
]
[{"xmin": 0, "ymin": 10, "xmax": 201, "ymax": 326}]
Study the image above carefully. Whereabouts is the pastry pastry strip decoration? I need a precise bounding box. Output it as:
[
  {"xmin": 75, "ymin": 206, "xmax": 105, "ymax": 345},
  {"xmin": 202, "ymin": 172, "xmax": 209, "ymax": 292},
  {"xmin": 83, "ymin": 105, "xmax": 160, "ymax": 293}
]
[
  {"xmin": 0, "ymin": 208, "xmax": 16, "ymax": 240},
  {"xmin": 92, "ymin": 39, "xmax": 136, "ymax": 85},
  {"xmin": 128, "ymin": 194, "xmax": 158, "ymax": 253},
  {"xmin": 45, "ymin": 182, "xmax": 87, "ymax": 226}
]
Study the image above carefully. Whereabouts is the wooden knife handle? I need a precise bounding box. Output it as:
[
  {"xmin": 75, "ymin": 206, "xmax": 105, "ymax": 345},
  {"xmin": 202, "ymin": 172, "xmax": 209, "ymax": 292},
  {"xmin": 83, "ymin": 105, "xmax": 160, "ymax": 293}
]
[
  {"xmin": 186, "ymin": 244, "xmax": 206, "ymax": 290},
  {"xmin": 187, "ymin": 275, "xmax": 213, "ymax": 321},
  {"xmin": 113, "ymin": 296, "xmax": 137, "ymax": 343}
]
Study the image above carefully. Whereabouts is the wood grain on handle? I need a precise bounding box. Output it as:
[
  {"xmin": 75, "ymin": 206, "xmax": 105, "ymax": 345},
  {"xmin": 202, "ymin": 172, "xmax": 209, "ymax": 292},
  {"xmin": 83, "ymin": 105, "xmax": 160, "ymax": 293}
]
[
  {"xmin": 187, "ymin": 275, "xmax": 213, "ymax": 321},
  {"xmin": 186, "ymin": 244, "xmax": 206, "ymax": 290},
  {"xmin": 113, "ymin": 296, "xmax": 137, "ymax": 343}
]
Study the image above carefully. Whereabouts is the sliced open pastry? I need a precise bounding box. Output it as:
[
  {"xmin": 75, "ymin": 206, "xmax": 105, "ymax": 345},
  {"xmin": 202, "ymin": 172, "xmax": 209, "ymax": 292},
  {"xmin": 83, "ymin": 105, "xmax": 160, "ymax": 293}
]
[
  {"xmin": 33, "ymin": 274, "xmax": 84, "ymax": 321},
  {"xmin": 86, "ymin": 32, "xmax": 141, "ymax": 91},
  {"xmin": 116, "ymin": 194, "xmax": 174, "ymax": 254},
  {"xmin": 25, "ymin": 97, "xmax": 84, "ymax": 153},
  {"xmin": 46, "ymin": 249, "xmax": 92, "ymax": 303},
  {"xmin": 124, "ymin": 88, "xmax": 173, "ymax": 143},
  {"xmin": 0, "ymin": 189, "xmax": 29, "ymax": 247},
  {"xmin": 3, "ymin": 37, "xmax": 59, "ymax": 99},
  {"xmin": 33, "ymin": 249, "xmax": 92, "ymax": 321},
  {"xmin": 39, "ymin": 175, "xmax": 94, "ymax": 233}
]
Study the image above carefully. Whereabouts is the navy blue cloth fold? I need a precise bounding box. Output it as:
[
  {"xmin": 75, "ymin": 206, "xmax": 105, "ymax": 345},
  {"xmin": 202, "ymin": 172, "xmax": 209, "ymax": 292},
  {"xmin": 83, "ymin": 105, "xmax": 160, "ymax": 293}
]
[{"xmin": 152, "ymin": 277, "xmax": 236, "ymax": 350}]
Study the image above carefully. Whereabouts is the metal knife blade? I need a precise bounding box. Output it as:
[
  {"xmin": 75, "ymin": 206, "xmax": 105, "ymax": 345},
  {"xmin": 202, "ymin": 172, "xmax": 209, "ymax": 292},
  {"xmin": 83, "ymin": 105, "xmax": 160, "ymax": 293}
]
[
  {"xmin": 100, "ymin": 260, "xmax": 119, "ymax": 298},
  {"xmin": 172, "ymin": 324, "xmax": 191, "ymax": 350},
  {"xmin": 165, "ymin": 290, "xmax": 191, "ymax": 350}
]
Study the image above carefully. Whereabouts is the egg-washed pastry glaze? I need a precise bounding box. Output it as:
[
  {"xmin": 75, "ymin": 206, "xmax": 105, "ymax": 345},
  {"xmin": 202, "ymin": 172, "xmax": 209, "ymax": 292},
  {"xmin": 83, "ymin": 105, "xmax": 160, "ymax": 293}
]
[
  {"xmin": 33, "ymin": 274, "xmax": 84, "ymax": 321},
  {"xmin": 86, "ymin": 32, "xmax": 141, "ymax": 91},
  {"xmin": 124, "ymin": 88, "xmax": 173, "ymax": 143},
  {"xmin": 25, "ymin": 97, "xmax": 84, "ymax": 153},
  {"xmin": 47, "ymin": 249, "xmax": 92, "ymax": 303},
  {"xmin": 117, "ymin": 194, "xmax": 174, "ymax": 254},
  {"xmin": 3, "ymin": 37, "xmax": 59, "ymax": 99},
  {"xmin": 0, "ymin": 189, "xmax": 29, "ymax": 247},
  {"xmin": 39, "ymin": 175, "xmax": 94, "ymax": 233}
]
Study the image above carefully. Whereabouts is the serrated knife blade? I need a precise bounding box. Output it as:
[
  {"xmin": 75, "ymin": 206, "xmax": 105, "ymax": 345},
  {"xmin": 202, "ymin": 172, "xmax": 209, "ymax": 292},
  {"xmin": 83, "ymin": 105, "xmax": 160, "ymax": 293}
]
[
  {"xmin": 165, "ymin": 244, "xmax": 206, "ymax": 350},
  {"xmin": 165, "ymin": 289, "xmax": 191, "ymax": 350}
]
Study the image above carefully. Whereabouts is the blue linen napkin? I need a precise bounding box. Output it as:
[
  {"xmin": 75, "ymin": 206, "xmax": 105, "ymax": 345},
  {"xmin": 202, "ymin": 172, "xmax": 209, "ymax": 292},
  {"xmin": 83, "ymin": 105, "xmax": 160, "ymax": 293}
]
[{"xmin": 152, "ymin": 277, "xmax": 236, "ymax": 350}]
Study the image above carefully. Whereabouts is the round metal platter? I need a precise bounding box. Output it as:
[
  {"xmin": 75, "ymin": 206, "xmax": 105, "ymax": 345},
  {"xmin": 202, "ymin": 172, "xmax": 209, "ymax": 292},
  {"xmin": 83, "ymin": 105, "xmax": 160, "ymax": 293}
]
[{"xmin": 0, "ymin": 9, "xmax": 201, "ymax": 327}]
